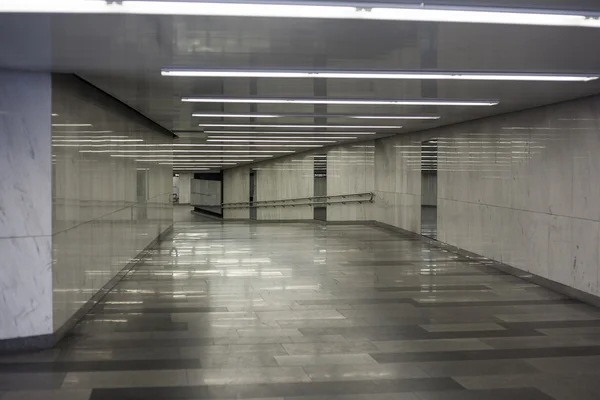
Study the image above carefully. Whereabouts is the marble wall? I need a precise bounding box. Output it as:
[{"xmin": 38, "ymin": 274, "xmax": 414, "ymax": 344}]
[
  {"xmin": 327, "ymin": 143, "xmax": 376, "ymax": 221},
  {"xmin": 220, "ymin": 94, "xmax": 600, "ymax": 298},
  {"xmin": 373, "ymin": 135, "xmax": 423, "ymax": 233},
  {"xmin": 434, "ymin": 97, "xmax": 600, "ymax": 297},
  {"xmin": 256, "ymin": 155, "xmax": 314, "ymax": 220},
  {"xmin": 51, "ymin": 75, "xmax": 173, "ymax": 332},
  {"xmin": 0, "ymin": 70, "xmax": 53, "ymax": 340},
  {"xmin": 177, "ymin": 173, "xmax": 192, "ymax": 204},
  {"xmin": 223, "ymin": 168, "xmax": 250, "ymax": 219}
]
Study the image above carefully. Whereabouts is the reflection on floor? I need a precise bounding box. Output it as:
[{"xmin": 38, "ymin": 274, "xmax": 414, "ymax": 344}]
[{"xmin": 2, "ymin": 212, "xmax": 600, "ymax": 399}]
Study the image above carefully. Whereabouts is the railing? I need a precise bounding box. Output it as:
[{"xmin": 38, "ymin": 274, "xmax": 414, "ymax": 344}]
[{"xmin": 221, "ymin": 192, "xmax": 374, "ymax": 210}]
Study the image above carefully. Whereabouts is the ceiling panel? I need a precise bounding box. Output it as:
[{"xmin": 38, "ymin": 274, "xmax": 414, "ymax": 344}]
[{"xmin": 2, "ymin": 8, "xmax": 600, "ymax": 171}]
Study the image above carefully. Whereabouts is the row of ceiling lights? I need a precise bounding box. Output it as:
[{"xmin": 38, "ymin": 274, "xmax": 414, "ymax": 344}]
[
  {"xmin": 167, "ymin": 68, "xmax": 599, "ymax": 170},
  {"xmin": 9, "ymin": 1, "xmax": 600, "ymax": 29}
]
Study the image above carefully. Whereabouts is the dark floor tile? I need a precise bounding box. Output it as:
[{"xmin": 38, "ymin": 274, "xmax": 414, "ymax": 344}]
[
  {"xmin": 414, "ymin": 388, "xmax": 555, "ymax": 400},
  {"xmin": 89, "ymin": 378, "xmax": 463, "ymax": 399},
  {"xmin": 371, "ymin": 345, "xmax": 600, "ymax": 364}
]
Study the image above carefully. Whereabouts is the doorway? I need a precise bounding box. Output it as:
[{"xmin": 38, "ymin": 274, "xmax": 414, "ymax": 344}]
[
  {"xmin": 420, "ymin": 140, "xmax": 437, "ymax": 239},
  {"xmin": 313, "ymin": 154, "xmax": 327, "ymax": 221},
  {"xmin": 249, "ymin": 169, "xmax": 257, "ymax": 220}
]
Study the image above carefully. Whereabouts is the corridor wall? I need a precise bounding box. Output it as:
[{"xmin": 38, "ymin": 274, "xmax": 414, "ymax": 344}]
[
  {"xmin": 256, "ymin": 155, "xmax": 314, "ymax": 220},
  {"xmin": 222, "ymin": 93, "xmax": 600, "ymax": 299},
  {"xmin": 223, "ymin": 168, "xmax": 250, "ymax": 219},
  {"xmin": 52, "ymin": 75, "xmax": 173, "ymax": 333}
]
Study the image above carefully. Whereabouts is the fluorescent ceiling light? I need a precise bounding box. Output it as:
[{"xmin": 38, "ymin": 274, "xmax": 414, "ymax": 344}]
[
  {"xmin": 51, "ymin": 113, "xmax": 59, "ymax": 117},
  {"xmin": 206, "ymin": 139, "xmax": 336, "ymax": 143},
  {"xmin": 204, "ymin": 130, "xmax": 376, "ymax": 135},
  {"xmin": 52, "ymin": 124, "xmax": 93, "ymax": 127},
  {"xmin": 183, "ymin": 97, "xmax": 499, "ymax": 106},
  {"xmin": 194, "ymin": 112, "xmax": 439, "ymax": 119},
  {"xmin": 8, "ymin": 1, "xmax": 600, "ymax": 30},
  {"xmin": 167, "ymin": 69, "xmax": 598, "ymax": 82},
  {"xmin": 208, "ymin": 136, "xmax": 357, "ymax": 139},
  {"xmin": 53, "ymin": 130, "xmax": 114, "ymax": 134},
  {"xmin": 199, "ymin": 124, "xmax": 402, "ymax": 129},
  {"xmin": 192, "ymin": 113, "xmax": 280, "ymax": 118},
  {"xmin": 109, "ymin": 150, "xmax": 290, "ymax": 153},
  {"xmin": 351, "ymin": 115, "xmax": 440, "ymax": 120}
]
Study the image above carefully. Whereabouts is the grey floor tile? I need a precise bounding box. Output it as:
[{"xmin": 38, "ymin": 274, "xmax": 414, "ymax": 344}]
[
  {"xmin": 282, "ymin": 342, "xmax": 379, "ymax": 355},
  {"xmin": 526, "ymin": 355, "xmax": 600, "ymax": 374},
  {"xmin": 62, "ymin": 370, "xmax": 187, "ymax": 389},
  {"xmin": 0, "ymin": 390, "xmax": 91, "ymax": 400},
  {"xmin": 237, "ymin": 328, "xmax": 304, "ymax": 337},
  {"xmin": 414, "ymin": 388, "xmax": 555, "ymax": 400},
  {"xmin": 0, "ymin": 373, "xmax": 66, "ymax": 390},
  {"xmin": 420, "ymin": 323, "xmax": 506, "ymax": 333},
  {"xmin": 536, "ymin": 326, "xmax": 600, "ymax": 336},
  {"xmin": 480, "ymin": 335, "xmax": 600, "ymax": 349},
  {"xmin": 416, "ymin": 359, "xmax": 539, "ymax": 377},
  {"xmin": 373, "ymin": 338, "xmax": 493, "ymax": 353},
  {"xmin": 275, "ymin": 354, "xmax": 377, "ymax": 366},
  {"xmin": 285, "ymin": 393, "xmax": 419, "ymax": 400}
]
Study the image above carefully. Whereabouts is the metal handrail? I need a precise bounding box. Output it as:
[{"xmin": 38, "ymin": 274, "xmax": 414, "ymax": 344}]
[{"xmin": 222, "ymin": 192, "xmax": 374, "ymax": 210}]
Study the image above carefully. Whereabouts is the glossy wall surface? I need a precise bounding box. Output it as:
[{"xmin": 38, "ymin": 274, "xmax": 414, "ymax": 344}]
[
  {"xmin": 327, "ymin": 143, "xmax": 375, "ymax": 222},
  {"xmin": 435, "ymin": 96, "xmax": 600, "ymax": 297},
  {"xmin": 0, "ymin": 70, "xmax": 53, "ymax": 340},
  {"xmin": 223, "ymin": 168, "xmax": 250, "ymax": 219},
  {"xmin": 256, "ymin": 155, "xmax": 314, "ymax": 220},
  {"xmin": 51, "ymin": 75, "xmax": 173, "ymax": 332}
]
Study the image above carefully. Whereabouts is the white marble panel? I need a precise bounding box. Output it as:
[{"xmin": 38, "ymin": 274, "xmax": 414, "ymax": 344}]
[
  {"xmin": 0, "ymin": 70, "xmax": 53, "ymax": 340},
  {"xmin": 0, "ymin": 237, "xmax": 52, "ymax": 339},
  {"xmin": 223, "ymin": 168, "xmax": 249, "ymax": 219},
  {"xmin": 0, "ymin": 70, "xmax": 51, "ymax": 238}
]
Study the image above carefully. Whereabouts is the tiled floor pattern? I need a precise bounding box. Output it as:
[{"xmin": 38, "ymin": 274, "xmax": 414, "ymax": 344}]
[{"xmin": 3, "ymin": 207, "xmax": 600, "ymax": 399}]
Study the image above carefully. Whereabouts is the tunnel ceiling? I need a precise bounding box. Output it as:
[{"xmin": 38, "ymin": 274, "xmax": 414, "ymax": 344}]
[{"xmin": 4, "ymin": 3, "xmax": 600, "ymax": 172}]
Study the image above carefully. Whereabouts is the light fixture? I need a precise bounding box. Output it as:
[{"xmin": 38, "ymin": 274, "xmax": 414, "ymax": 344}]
[
  {"xmin": 193, "ymin": 112, "xmax": 439, "ymax": 120},
  {"xmin": 208, "ymin": 136, "xmax": 357, "ymax": 139},
  {"xmin": 167, "ymin": 69, "xmax": 598, "ymax": 82},
  {"xmin": 206, "ymin": 139, "xmax": 336, "ymax": 143},
  {"xmin": 198, "ymin": 124, "xmax": 402, "ymax": 129},
  {"xmin": 51, "ymin": 113, "xmax": 59, "ymax": 117},
  {"xmin": 53, "ymin": 130, "xmax": 114, "ymax": 134},
  {"xmin": 192, "ymin": 113, "xmax": 279, "ymax": 118},
  {"xmin": 204, "ymin": 130, "xmax": 377, "ymax": 135},
  {"xmin": 7, "ymin": 1, "xmax": 600, "ymax": 30},
  {"xmin": 351, "ymin": 115, "xmax": 440, "ymax": 120},
  {"xmin": 108, "ymin": 150, "xmax": 290, "ymax": 154},
  {"xmin": 183, "ymin": 97, "xmax": 499, "ymax": 106},
  {"xmin": 52, "ymin": 124, "xmax": 93, "ymax": 127}
]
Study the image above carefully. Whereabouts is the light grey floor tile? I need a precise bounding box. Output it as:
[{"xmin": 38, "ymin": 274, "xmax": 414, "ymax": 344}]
[
  {"xmin": 303, "ymin": 363, "xmax": 429, "ymax": 381},
  {"xmin": 275, "ymin": 353, "xmax": 377, "ymax": 366},
  {"xmin": 186, "ymin": 367, "xmax": 310, "ymax": 385},
  {"xmin": 286, "ymin": 393, "xmax": 420, "ymax": 400},
  {"xmin": 237, "ymin": 328, "xmax": 303, "ymax": 337},
  {"xmin": 256, "ymin": 310, "xmax": 346, "ymax": 321}
]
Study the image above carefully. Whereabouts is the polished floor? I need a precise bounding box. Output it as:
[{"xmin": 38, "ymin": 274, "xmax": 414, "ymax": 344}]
[{"xmin": 3, "ymin": 207, "xmax": 600, "ymax": 399}]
